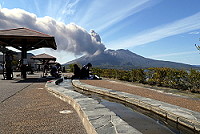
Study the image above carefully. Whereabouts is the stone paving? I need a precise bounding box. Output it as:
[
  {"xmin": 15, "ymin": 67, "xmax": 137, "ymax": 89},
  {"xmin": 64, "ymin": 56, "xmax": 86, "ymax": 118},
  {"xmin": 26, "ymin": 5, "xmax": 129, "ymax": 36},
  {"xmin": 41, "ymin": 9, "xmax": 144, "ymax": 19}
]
[
  {"xmin": 46, "ymin": 79, "xmax": 142, "ymax": 134},
  {"xmin": 45, "ymin": 77, "xmax": 200, "ymax": 133},
  {"xmin": 72, "ymin": 80, "xmax": 200, "ymax": 133}
]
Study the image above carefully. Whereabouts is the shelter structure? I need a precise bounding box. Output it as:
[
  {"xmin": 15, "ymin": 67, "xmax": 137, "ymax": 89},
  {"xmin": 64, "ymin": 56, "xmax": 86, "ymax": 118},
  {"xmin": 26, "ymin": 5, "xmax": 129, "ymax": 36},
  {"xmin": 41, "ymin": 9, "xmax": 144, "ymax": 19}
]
[
  {"xmin": 0, "ymin": 27, "xmax": 57, "ymax": 79},
  {"xmin": 31, "ymin": 53, "xmax": 57, "ymax": 76},
  {"xmin": 31, "ymin": 53, "xmax": 56, "ymax": 64}
]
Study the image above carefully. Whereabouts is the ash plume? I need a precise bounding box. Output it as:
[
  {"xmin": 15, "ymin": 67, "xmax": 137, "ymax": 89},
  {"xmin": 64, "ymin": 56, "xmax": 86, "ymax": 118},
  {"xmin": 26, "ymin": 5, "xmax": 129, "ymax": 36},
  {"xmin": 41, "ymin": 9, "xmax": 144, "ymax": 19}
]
[{"xmin": 0, "ymin": 8, "xmax": 106, "ymax": 55}]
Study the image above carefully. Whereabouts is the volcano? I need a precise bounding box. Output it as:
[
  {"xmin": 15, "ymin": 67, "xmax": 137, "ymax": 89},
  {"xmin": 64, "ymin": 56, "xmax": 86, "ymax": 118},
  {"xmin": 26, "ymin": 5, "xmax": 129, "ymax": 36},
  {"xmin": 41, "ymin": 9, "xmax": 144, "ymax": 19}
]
[{"xmin": 65, "ymin": 49, "xmax": 195, "ymax": 69}]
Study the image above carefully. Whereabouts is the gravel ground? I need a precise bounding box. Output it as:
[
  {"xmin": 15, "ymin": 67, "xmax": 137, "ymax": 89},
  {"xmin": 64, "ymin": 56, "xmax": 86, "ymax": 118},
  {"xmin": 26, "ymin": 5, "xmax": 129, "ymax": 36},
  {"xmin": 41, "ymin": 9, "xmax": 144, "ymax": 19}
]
[
  {"xmin": 0, "ymin": 74, "xmax": 87, "ymax": 134},
  {"xmin": 81, "ymin": 79, "xmax": 200, "ymax": 112}
]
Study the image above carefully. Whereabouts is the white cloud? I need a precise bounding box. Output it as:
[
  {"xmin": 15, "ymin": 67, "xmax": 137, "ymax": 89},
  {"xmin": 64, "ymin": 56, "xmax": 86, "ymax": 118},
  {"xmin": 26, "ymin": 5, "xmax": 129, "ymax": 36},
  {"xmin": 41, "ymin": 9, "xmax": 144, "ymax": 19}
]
[
  {"xmin": 188, "ymin": 31, "xmax": 200, "ymax": 35},
  {"xmin": 0, "ymin": 8, "xmax": 106, "ymax": 63},
  {"xmin": 79, "ymin": 0, "xmax": 156, "ymax": 32},
  {"xmin": 63, "ymin": 0, "xmax": 80, "ymax": 15},
  {"xmin": 45, "ymin": 0, "xmax": 80, "ymax": 22},
  {"xmin": 0, "ymin": 1, "xmax": 4, "ymax": 9},
  {"xmin": 109, "ymin": 12, "xmax": 200, "ymax": 49},
  {"xmin": 149, "ymin": 51, "xmax": 198, "ymax": 58}
]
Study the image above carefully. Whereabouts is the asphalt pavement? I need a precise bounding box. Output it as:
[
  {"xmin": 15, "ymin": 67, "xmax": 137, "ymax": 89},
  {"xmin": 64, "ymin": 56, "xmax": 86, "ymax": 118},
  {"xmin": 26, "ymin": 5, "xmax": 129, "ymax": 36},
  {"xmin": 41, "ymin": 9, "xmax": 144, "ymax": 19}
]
[{"xmin": 0, "ymin": 72, "xmax": 87, "ymax": 134}]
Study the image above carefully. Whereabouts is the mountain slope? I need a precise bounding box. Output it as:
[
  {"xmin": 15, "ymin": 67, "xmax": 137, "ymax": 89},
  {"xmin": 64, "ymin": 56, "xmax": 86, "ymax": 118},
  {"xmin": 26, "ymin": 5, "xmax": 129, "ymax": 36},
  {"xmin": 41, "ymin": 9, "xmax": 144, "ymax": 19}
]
[{"xmin": 65, "ymin": 49, "xmax": 195, "ymax": 69}]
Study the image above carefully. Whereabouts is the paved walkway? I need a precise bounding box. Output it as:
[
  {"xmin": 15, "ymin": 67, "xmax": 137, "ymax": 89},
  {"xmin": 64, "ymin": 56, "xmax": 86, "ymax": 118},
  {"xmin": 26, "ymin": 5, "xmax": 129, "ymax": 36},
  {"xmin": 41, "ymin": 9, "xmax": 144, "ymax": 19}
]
[{"xmin": 0, "ymin": 73, "xmax": 87, "ymax": 134}]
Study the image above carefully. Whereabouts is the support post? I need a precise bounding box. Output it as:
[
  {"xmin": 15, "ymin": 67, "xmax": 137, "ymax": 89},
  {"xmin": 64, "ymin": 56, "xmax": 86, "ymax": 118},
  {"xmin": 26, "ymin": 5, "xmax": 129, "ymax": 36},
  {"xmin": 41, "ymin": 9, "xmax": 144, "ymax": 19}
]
[{"xmin": 21, "ymin": 47, "xmax": 27, "ymax": 79}]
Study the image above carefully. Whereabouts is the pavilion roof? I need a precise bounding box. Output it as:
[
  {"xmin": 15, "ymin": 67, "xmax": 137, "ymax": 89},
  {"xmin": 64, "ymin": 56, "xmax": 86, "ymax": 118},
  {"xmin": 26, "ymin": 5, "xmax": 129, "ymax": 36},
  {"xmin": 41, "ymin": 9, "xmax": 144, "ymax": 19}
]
[
  {"xmin": 0, "ymin": 27, "xmax": 57, "ymax": 51},
  {"xmin": 31, "ymin": 53, "xmax": 56, "ymax": 61}
]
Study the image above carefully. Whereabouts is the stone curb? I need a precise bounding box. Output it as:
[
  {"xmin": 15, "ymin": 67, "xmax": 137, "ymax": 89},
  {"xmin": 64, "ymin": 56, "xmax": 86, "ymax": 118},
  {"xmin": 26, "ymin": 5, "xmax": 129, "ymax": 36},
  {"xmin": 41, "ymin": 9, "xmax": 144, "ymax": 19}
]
[
  {"xmin": 72, "ymin": 80, "xmax": 200, "ymax": 132},
  {"xmin": 45, "ymin": 79, "xmax": 142, "ymax": 134}
]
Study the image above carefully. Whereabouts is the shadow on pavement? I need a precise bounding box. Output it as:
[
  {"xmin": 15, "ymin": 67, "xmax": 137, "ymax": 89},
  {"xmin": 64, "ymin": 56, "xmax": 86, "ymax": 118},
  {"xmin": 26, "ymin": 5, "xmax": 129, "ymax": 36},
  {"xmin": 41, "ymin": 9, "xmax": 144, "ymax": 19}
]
[
  {"xmin": 14, "ymin": 78, "xmax": 50, "ymax": 83},
  {"xmin": 4, "ymin": 72, "xmax": 58, "ymax": 83}
]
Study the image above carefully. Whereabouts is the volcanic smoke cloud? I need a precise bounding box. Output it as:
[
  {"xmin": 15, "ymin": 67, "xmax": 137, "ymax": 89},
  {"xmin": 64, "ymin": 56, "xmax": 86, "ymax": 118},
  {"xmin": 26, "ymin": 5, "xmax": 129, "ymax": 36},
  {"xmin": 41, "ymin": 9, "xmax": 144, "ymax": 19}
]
[{"xmin": 0, "ymin": 8, "xmax": 106, "ymax": 55}]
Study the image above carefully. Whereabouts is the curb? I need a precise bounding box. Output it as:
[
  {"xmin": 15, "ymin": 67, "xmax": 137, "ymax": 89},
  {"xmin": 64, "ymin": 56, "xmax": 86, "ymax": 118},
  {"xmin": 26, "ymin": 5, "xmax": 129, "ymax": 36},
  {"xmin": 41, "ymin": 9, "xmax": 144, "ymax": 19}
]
[
  {"xmin": 72, "ymin": 80, "xmax": 200, "ymax": 132},
  {"xmin": 45, "ymin": 79, "xmax": 142, "ymax": 134}
]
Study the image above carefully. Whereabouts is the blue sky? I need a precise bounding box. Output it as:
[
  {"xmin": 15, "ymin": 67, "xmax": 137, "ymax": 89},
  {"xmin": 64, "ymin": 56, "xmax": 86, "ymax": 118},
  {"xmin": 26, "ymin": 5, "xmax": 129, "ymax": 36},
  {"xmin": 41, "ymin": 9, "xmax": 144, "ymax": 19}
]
[{"xmin": 0, "ymin": 0, "xmax": 200, "ymax": 65}]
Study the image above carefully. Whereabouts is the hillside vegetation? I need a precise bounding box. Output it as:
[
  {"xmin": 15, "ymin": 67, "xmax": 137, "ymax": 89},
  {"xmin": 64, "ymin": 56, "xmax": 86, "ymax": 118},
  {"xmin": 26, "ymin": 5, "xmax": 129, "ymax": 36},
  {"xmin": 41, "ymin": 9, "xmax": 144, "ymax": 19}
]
[{"xmin": 92, "ymin": 67, "xmax": 200, "ymax": 93}]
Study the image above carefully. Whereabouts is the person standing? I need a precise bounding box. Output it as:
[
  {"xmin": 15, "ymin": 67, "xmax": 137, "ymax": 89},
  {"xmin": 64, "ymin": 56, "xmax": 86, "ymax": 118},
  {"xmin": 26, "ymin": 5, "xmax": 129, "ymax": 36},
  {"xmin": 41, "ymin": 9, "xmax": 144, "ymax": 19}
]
[
  {"xmin": 43, "ymin": 62, "xmax": 49, "ymax": 75},
  {"xmin": 5, "ymin": 51, "xmax": 13, "ymax": 80}
]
